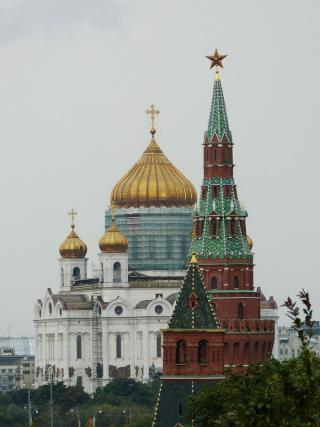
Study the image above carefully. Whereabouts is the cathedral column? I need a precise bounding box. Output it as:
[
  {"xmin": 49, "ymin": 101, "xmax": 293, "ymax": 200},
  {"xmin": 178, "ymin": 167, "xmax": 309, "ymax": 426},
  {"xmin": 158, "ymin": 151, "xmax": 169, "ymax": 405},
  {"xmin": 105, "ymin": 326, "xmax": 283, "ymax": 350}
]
[
  {"xmin": 142, "ymin": 321, "xmax": 149, "ymax": 380},
  {"xmin": 130, "ymin": 319, "xmax": 135, "ymax": 378},
  {"xmin": 102, "ymin": 319, "xmax": 109, "ymax": 379},
  {"xmin": 62, "ymin": 323, "xmax": 69, "ymax": 380}
]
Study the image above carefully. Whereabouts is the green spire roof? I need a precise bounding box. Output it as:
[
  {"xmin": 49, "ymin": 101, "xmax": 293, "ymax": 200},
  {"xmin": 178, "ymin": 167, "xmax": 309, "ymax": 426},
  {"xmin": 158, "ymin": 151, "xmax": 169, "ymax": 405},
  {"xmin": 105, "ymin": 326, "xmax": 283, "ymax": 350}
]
[
  {"xmin": 168, "ymin": 254, "xmax": 219, "ymax": 329},
  {"xmin": 191, "ymin": 177, "xmax": 252, "ymax": 259},
  {"xmin": 207, "ymin": 73, "xmax": 232, "ymax": 143}
]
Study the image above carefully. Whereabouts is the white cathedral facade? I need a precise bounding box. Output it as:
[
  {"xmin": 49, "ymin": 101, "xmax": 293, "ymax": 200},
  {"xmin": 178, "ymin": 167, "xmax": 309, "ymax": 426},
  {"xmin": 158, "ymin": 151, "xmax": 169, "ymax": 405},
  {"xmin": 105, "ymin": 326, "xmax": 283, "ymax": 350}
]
[{"xmin": 34, "ymin": 122, "xmax": 197, "ymax": 393}]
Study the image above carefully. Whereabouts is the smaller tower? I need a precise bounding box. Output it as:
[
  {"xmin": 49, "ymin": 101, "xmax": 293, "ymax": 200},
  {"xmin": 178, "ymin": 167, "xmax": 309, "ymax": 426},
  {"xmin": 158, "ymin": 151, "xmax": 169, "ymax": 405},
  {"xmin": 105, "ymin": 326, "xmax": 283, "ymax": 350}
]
[
  {"xmin": 98, "ymin": 211, "xmax": 129, "ymax": 286},
  {"xmin": 153, "ymin": 254, "xmax": 224, "ymax": 427},
  {"xmin": 58, "ymin": 209, "xmax": 88, "ymax": 291}
]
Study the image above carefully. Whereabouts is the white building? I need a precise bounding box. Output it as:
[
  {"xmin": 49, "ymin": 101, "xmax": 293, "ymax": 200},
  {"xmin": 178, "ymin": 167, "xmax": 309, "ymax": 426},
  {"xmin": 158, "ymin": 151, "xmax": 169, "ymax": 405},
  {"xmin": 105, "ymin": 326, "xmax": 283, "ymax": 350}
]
[
  {"xmin": 277, "ymin": 322, "xmax": 320, "ymax": 361},
  {"xmin": 34, "ymin": 216, "xmax": 182, "ymax": 393}
]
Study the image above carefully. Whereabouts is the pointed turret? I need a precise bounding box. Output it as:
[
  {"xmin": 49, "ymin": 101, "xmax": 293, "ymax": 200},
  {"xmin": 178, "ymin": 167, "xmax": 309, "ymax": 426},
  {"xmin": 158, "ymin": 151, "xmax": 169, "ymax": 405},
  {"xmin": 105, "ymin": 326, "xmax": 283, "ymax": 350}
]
[
  {"xmin": 206, "ymin": 72, "xmax": 232, "ymax": 143},
  {"xmin": 152, "ymin": 254, "xmax": 225, "ymax": 427},
  {"xmin": 169, "ymin": 253, "xmax": 219, "ymax": 330}
]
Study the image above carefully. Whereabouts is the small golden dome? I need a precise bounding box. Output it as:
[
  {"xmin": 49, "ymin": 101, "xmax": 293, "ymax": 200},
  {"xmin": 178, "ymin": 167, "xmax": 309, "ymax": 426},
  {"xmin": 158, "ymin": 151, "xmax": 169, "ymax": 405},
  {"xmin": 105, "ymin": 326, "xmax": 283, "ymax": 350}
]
[
  {"xmin": 111, "ymin": 129, "xmax": 197, "ymax": 208},
  {"xmin": 99, "ymin": 218, "xmax": 128, "ymax": 253},
  {"xmin": 59, "ymin": 225, "xmax": 87, "ymax": 259},
  {"xmin": 246, "ymin": 235, "xmax": 253, "ymax": 250}
]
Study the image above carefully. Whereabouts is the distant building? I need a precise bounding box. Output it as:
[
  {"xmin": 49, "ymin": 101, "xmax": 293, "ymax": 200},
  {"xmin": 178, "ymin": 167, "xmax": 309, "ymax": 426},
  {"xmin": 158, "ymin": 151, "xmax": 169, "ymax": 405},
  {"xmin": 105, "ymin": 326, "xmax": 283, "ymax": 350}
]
[
  {"xmin": 278, "ymin": 321, "xmax": 320, "ymax": 361},
  {"xmin": 0, "ymin": 337, "xmax": 35, "ymax": 356},
  {"xmin": 0, "ymin": 348, "xmax": 22, "ymax": 392},
  {"xmin": 0, "ymin": 338, "xmax": 35, "ymax": 390}
]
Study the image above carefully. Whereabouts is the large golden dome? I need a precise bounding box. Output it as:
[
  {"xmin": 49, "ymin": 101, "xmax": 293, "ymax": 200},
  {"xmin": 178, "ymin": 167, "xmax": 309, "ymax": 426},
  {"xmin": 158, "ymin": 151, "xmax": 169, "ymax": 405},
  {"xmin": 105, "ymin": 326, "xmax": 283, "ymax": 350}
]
[
  {"xmin": 59, "ymin": 225, "xmax": 87, "ymax": 259},
  {"xmin": 111, "ymin": 129, "xmax": 197, "ymax": 208},
  {"xmin": 99, "ymin": 218, "xmax": 128, "ymax": 253}
]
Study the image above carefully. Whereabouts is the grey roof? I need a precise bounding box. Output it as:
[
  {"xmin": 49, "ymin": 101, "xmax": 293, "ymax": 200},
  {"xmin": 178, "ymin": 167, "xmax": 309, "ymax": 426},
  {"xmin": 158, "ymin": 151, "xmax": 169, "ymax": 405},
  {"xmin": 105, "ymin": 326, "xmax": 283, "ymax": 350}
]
[
  {"xmin": 55, "ymin": 294, "xmax": 93, "ymax": 311},
  {"xmin": 166, "ymin": 293, "xmax": 178, "ymax": 305},
  {"xmin": 135, "ymin": 300, "xmax": 152, "ymax": 309}
]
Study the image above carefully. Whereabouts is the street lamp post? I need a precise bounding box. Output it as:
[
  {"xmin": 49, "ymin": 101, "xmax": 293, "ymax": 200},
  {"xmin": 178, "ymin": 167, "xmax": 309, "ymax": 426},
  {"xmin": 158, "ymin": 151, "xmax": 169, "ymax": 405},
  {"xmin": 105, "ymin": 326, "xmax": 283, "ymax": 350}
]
[
  {"xmin": 23, "ymin": 384, "xmax": 33, "ymax": 427},
  {"xmin": 27, "ymin": 389, "xmax": 32, "ymax": 427},
  {"xmin": 48, "ymin": 367, "xmax": 54, "ymax": 427},
  {"xmin": 123, "ymin": 407, "xmax": 132, "ymax": 424}
]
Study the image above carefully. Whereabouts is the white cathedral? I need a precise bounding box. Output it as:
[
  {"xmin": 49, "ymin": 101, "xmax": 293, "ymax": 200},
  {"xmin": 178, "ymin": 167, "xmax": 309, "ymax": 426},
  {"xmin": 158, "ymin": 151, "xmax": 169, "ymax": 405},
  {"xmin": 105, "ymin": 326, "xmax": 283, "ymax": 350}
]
[{"xmin": 34, "ymin": 114, "xmax": 199, "ymax": 393}]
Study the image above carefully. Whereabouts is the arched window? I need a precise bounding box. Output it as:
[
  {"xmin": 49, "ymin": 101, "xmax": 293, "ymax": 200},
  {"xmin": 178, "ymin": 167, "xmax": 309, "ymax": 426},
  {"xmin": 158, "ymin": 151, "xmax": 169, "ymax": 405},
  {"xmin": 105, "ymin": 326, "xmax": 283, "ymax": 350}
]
[
  {"xmin": 100, "ymin": 262, "xmax": 104, "ymax": 282},
  {"xmin": 96, "ymin": 363, "xmax": 103, "ymax": 378},
  {"xmin": 76, "ymin": 376, "xmax": 83, "ymax": 387},
  {"xmin": 211, "ymin": 276, "xmax": 218, "ymax": 289},
  {"xmin": 48, "ymin": 303, "xmax": 52, "ymax": 315},
  {"xmin": 156, "ymin": 333, "xmax": 162, "ymax": 358},
  {"xmin": 113, "ymin": 262, "xmax": 121, "ymax": 282},
  {"xmin": 198, "ymin": 340, "xmax": 209, "ymax": 364},
  {"xmin": 230, "ymin": 219, "xmax": 236, "ymax": 236},
  {"xmin": 233, "ymin": 342, "xmax": 240, "ymax": 363},
  {"xmin": 176, "ymin": 340, "xmax": 187, "ymax": 364},
  {"xmin": 116, "ymin": 334, "xmax": 122, "ymax": 358},
  {"xmin": 76, "ymin": 335, "xmax": 82, "ymax": 359},
  {"xmin": 233, "ymin": 276, "xmax": 240, "ymax": 289},
  {"xmin": 244, "ymin": 342, "xmax": 250, "ymax": 363},
  {"xmin": 61, "ymin": 268, "xmax": 64, "ymax": 287},
  {"xmin": 237, "ymin": 303, "xmax": 244, "ymax": 320},
  {"xmin": 73, "ymin": 267, "xmax": 81, "ymax": 281}
]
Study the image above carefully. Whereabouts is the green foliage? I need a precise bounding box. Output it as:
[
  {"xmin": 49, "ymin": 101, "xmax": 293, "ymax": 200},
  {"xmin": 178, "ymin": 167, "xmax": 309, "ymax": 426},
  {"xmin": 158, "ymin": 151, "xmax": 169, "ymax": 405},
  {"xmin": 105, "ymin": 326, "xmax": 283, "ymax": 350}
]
[
  {"xmin": 94, "ymin": 377, "xmax": 156, "ymax": 406},
  {"xmin": 189, "ymin": 290, "xmax": 320, "ymax": 427},
  {"xmin": 0, "ymin": 378, "xmax": 159, "ymax": 427}
]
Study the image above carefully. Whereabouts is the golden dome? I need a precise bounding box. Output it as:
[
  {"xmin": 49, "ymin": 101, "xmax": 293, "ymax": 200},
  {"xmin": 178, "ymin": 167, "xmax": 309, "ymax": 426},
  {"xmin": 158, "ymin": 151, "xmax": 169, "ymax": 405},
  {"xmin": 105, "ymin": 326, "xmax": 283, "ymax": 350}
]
[
  {"xmin": 59, "ymin": 225, "xmax": 87, "ymax": 259},
  {"xmin": 247, "ymin": 235, "xmax": 253, "ymax": 250},
  {"xmin": 99, "ymin": 218, "xmax": 128, "ymax": 253},
  {"xmin": 111, "ymin": 129, "xmax": 197, "ymax": 208}
]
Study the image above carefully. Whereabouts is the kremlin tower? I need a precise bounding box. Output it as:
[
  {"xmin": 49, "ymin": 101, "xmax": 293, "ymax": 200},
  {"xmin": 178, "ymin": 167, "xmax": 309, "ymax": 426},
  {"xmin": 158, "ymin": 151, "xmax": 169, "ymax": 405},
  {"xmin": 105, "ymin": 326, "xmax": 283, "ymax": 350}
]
[
  {"xmin": 153, "ymin": 50, "xmax": 276, "ymax": 426},
  {"xmin": 191, "ymin": 49, "xmax": 274, "ymax": 365}
]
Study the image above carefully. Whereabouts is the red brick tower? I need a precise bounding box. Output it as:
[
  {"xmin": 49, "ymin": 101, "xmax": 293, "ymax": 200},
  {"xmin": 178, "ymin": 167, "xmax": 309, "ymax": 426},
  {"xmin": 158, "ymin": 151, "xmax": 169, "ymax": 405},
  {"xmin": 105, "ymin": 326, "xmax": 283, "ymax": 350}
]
[
  {"xmin": 191, "ymin": 49, "xmax": 274, "ymax": 365},
  {"xmin": 153, "ymin": 254, "xmax": 225, "ymax": 427}
]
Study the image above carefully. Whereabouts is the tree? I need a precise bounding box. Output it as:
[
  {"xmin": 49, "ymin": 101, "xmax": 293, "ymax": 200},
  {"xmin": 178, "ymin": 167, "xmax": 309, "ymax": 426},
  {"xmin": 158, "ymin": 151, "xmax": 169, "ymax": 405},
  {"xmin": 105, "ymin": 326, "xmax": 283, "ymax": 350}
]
[{"xmin": 189, "ymin": 290, "xmax": 320, "ymax": 427}]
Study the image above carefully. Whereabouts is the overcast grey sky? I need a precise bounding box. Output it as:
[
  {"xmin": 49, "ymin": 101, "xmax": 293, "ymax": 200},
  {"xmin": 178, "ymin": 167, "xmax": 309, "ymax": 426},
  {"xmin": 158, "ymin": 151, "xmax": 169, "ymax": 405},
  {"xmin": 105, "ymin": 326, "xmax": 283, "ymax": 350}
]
[{"xmin": 0, "ymin": 0, "xmax": 319, "ymax": 335}]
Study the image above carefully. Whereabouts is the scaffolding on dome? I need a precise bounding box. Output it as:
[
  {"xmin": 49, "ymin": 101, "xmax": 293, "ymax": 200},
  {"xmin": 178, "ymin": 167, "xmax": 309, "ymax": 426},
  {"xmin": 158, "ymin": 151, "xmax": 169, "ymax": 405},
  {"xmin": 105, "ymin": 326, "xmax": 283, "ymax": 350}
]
[{"xmin": 105, "ymin": 206, "xmax": 194, "ymax": 272}]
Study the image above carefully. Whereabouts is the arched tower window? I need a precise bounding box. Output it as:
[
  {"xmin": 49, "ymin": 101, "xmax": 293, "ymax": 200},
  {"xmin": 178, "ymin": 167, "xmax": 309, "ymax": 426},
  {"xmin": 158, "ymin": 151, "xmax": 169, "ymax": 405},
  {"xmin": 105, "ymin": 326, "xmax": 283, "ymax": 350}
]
[
  {"xmin": 73, "ymin": 267, "xmax": 81, "ymax": 281},
  {"xmin": 198, "ymin": 340, "xmax": 209, "ymax": 364},
  {"xmin": 211, "ymin": 276, "xmax": 218, "ymax": 289},
  {"xmin": 237, "ymin": 303, "xmax": 244, "ymax": 320},
  {"xmin": 156, "ymin": 333, "xmax": 162, "ymax": 358},
  {"xmin": 176, "ymin": 340, "xmax": 187, "ymax": 364},
  {"xmin": 116, "ymin": 334, "xmax": 122, "ymax": 358},
  {"xmin": 113, "ymin": 262, "xmax": 121, "ymax": 283},
  {"xmin": 76, "ymin": 335, "xmax": 82, "ymax": 359},
  {"xmin": 233, "ymin": 276, "xmax": 240, "ymax": 289},
  {"xmin": 100, "ymin": 262, "xmax": 104, "ymax": 282},
  {"xmin": 61, "ymin": 268, "xmax": 64, "ymax": 287},
  {"xmin": 76, "ymin": 376, "xmax": 83, "ymax": 387},
  {"xmin": 48, "ymin": 302, "xmax": 52, "ymax": 315}
]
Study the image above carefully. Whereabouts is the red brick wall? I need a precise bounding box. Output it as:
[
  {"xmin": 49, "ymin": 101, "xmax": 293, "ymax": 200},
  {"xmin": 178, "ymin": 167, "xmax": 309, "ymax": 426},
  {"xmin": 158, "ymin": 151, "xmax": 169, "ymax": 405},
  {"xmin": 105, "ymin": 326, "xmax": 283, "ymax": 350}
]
[{"xmin": 163, "ymin": 330, "xmax": 225, "ymax": 376}]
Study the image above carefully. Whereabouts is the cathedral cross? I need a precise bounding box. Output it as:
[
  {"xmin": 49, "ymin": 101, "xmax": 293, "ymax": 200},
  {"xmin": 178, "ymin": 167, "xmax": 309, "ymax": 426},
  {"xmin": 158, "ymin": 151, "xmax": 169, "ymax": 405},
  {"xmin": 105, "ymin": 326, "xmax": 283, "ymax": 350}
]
[
  {"xmin": 145, "ymin": 104, "xmax": 160, "ymax": 129},
  {"xmin": 68, "ymin": 208, "xmax": 77, "ymax": 228}
]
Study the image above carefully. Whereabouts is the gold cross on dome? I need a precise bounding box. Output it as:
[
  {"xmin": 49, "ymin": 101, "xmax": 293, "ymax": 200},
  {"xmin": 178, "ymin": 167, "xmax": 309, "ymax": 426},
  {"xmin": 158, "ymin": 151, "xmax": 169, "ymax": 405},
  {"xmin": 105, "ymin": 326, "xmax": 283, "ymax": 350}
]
[
  {"xmin": 145, "ymin": 104, "xmax": 160, "ymax": 129},
  {"xmin": 68, "ymin": 208, "xmax": 77, "ymax": 228}
]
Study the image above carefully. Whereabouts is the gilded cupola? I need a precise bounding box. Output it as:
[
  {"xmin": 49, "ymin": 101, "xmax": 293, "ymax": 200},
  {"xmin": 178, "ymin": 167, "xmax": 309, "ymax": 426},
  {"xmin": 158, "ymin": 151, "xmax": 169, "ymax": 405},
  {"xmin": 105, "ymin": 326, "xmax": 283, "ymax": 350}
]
[
  {"xmin": 99, "ymin": 215, "xmax": 128, "ymax": 253},
  {"xmin": 110, "ymin": 105, "xmax": 197, "ymax": 209},
  {"xmin": 246, "ymin": 235, "xmax": 253, "ymax": 251},
  {"xmin": 59, "ymin": 209, "xmax": 87, "ymax": 259}
]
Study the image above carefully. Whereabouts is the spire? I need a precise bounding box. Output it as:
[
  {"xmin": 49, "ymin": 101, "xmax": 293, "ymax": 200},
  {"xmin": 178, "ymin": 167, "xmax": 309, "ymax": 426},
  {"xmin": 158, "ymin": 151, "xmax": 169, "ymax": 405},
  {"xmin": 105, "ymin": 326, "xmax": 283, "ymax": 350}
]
[
  {"xmin": 206, "ymin": 49, "xmax": 232, "ymax": 143},
  {"xmin": 169, "ymin": 255, "xmax": 219, "ymax": 329}
]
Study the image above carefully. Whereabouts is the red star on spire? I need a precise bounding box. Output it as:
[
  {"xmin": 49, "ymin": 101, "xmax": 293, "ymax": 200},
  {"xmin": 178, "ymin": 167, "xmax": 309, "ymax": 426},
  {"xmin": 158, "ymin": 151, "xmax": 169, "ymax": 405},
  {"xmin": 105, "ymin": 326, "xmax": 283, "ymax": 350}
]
[{"xmin": 206, "ymin": 49, "xmax": 227, "ymax": 69}]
